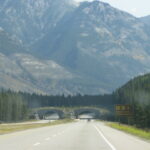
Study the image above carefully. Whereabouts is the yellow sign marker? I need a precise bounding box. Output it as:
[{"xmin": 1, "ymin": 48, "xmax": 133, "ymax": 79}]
[{"xmin": 115, "ymin": 104, "xmax": 132, "ymax": 116}]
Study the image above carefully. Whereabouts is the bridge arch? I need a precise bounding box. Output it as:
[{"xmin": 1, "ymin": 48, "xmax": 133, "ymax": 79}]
[
  {"xmin": 37, "ymin": 109, "xmax": 64, "ymax": 120},
  {"xmin": 74, "ymin": 108, "xmax": 100, "ymax": 119}
]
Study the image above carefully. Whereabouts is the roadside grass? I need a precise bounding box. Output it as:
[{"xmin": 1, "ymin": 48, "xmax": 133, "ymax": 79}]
[
  {"xmin": 107, "ymin": 122, "xmax": 150, "ymax": 140},
  {"xmin": 0, "ymin": 119, "xmax": 74, "ymax": 135}
]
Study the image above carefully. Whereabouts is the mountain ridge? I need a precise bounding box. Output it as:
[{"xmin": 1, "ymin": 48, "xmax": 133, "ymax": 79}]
[
  {"xmin": 140, "ymin": 15, "xmax": 150, "ymax": 26},
  {"xmin": 0, "ymin": 0, "xmax": 150, "ymax": 95}
]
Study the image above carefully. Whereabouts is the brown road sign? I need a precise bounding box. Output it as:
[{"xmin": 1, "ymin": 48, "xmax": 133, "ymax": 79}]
[{"xmin": 115, "ymin": 104, "xmax": 133, "ymax": 116}]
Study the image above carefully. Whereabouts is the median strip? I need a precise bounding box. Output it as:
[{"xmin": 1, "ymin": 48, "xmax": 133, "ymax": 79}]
[{"xmin": 0, "ymin": 119, "xmax": 74, "ymax": 135}]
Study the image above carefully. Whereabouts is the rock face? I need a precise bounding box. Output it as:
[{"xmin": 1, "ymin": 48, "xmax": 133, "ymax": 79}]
[
  {"xmin": 140, "ymin": 15, "xmax": 150, "ymax": 26},
  {"xmin": 0, "ymin": 0, "xmax": 75, "ymax": 46},
  {"xmin": 0, "ymin": 0, "xmax": 150, "ymax": 95}
]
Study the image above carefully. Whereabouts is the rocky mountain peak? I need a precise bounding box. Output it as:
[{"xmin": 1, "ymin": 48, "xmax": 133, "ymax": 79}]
[
  {"xmin": 0, "ymin": 0, "xmax": 150, "ymax": 95},
  {"xmin": 0, "ymin": 0, "xmax": 75, "ymax": 46}
]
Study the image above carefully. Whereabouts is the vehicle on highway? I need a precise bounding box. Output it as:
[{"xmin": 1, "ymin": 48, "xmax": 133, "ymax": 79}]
[{"xmin": 87, "ymin": 118, "xmax": 91, "ymax": 122}]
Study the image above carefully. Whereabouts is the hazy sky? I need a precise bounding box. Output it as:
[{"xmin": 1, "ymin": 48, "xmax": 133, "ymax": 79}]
[{"xmin": 74, "ymin": 0, "xmax": 150, "ymax": 17}]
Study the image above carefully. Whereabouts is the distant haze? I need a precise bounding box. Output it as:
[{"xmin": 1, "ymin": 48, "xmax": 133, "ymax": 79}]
[{"xmin": 74, "ymin": 0, "xmax": 150, "ymax": 17}]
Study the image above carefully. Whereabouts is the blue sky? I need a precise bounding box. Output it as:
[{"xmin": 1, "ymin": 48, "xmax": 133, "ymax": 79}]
[{"xmin": 74, "ymin": 0, "xmax": 150, "ymax": 17}]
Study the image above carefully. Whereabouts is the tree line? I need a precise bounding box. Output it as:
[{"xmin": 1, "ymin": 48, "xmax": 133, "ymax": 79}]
[
  {"xmin": 0, "ymin": 90, "xmax": 28, "ymax": 122},
  {"xmin": 114, "ymin": 73, "xmax": 150, "ymax": 128},
  {"xmin": 0, "ymin": 89, "xmax": 115, "ymax": 122},
  {"xmin": 21, "ymin": 93, "xmax": 114, "ymax": 108},
  {"xmin": 1, "ymin": 73, "xmax": 150, "ymax": 128}
]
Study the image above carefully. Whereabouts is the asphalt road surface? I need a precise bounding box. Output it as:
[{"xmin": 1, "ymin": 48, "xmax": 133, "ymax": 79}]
[{"xmin": 0, "ymin": 120, "xmax": 150, "ymax": 150}]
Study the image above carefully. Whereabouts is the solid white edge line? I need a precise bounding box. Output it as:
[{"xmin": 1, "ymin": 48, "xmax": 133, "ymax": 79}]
[{"xmin": 94, "ymin": 125, "xmax": 117, "ymax": 150}]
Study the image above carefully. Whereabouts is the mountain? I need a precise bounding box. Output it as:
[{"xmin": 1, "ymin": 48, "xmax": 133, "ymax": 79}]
[
  {"xmin": 0, "ymin": 28, "xmax": 24, "ymax": 55},
  {"xmin": 0, "ymin": 53, "xmax": 76, "ymax": 94},
  {"xmin": 32, "ymin": 1, "xmax": 150, "ymax": 93},
  {"xmin": 0, "ymin": 28, "xmax": 77, "ymax": 95},
  {"xmin": 0, "ymin": 0, "xmax": 75, "ymax": 46},
  {"xmin": 140, "ymin": 15, "xmax": 150, "ymax": 26},
  {"xmin": 0, "ymin": 0, "xmax": 150, "ymax": 95},
  {"xmin": 0, "ymin": 28, "xmax": 103, "ymax": 95}
]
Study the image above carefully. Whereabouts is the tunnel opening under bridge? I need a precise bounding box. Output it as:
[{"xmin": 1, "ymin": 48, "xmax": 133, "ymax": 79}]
[
  {"xmin": 37, "ymin": 109, "xmax": 64, "ymax": 120},
  {"xmin": 74, "ymin": 109, "xmax": 100, "ymax": 119}
]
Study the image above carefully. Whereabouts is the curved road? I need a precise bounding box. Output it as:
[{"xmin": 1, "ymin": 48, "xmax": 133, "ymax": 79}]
[{"xmin": 0, "ymin": 120, "xmax": 150, "ymax": 150}]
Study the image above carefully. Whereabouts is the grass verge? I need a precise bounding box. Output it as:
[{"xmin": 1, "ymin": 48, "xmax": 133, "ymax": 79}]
[
  {"xmin": 107, "ymin": 122, "xmax": 150, "ymax": 140},
  {"xmin": 0, "ymin": 119, "xmax": 74, "ymax": 135}
]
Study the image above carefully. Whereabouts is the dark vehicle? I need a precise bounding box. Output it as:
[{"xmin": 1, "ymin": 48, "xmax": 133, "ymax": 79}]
[{"xmin": 87, "ymin": 118, "xmax": 91, "ymax": 122}]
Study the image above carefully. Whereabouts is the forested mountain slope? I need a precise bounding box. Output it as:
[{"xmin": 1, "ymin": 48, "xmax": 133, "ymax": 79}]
[
  {"xmin": 114, "ymin": 73, "xmax": 150, "ymax": 127},
  {"xmin": 115, "ymin": 73, "xmax": 150, "ymax": 104}
]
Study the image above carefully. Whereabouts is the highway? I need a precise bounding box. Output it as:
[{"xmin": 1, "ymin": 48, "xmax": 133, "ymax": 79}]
[{"xmin": 0, "ymin": 120, "xmax": 150, "ymax": 150}]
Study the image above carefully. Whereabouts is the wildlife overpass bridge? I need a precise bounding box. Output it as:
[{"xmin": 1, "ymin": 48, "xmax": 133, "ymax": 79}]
[{"xmin": 33, "ymin": 107, "xmax": 106, "ymax": 120}]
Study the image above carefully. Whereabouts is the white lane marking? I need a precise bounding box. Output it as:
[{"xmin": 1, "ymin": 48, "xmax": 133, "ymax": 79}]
[
  {"xmin": 33, "ymin": 142, "xmax": 41, "ymax": 146},
  {"xmin": 45, "ymin": 137, "xmax": 50, "ymax": 141},
  {"xmin": 94, "ymin": 125, "xmax": 117, "ymax": 150}
]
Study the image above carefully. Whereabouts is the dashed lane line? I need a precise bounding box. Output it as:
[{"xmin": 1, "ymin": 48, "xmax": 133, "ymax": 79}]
[
  {"xmin": 33, "ymin": 129, "xmax": 66, "ymax": 147},
  {"xmin": 33, "ymin": 142, "xmax": 41, "ymax": 146}
]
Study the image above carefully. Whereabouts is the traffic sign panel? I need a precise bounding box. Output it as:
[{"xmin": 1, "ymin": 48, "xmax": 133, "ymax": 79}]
[{"xmin": 115, "ymin": 104, "xmax": 133, "ymax": 116}]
